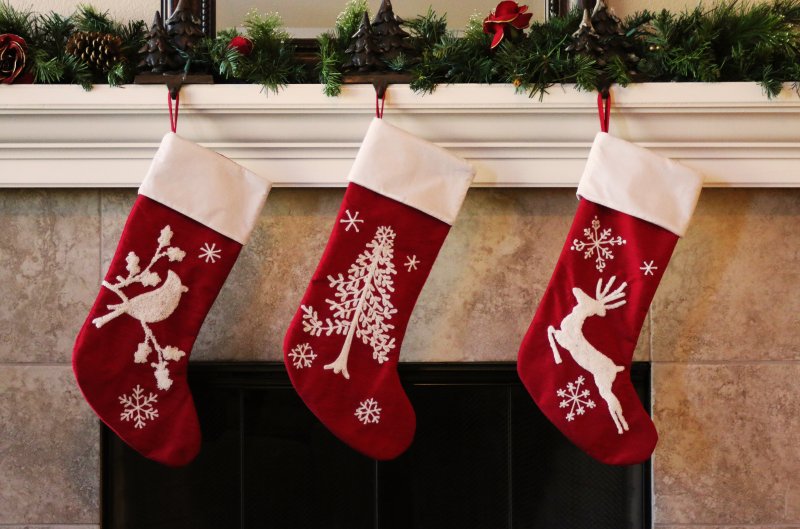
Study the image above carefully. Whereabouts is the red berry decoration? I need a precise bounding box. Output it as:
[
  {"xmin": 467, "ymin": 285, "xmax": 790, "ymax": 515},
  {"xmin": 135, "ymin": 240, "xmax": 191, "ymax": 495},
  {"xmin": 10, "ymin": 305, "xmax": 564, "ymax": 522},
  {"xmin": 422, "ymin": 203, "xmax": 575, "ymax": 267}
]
[
  {"xmin": 482, "ymin": 1, "xmax": 533, "ymax": 49},
  {"xmin": 228, "ymin": 35, "xmax": 253, "ymax": 56},
  {"xmin": 0, "ymin": 34, "xmax": 28, "ymax": 84}
]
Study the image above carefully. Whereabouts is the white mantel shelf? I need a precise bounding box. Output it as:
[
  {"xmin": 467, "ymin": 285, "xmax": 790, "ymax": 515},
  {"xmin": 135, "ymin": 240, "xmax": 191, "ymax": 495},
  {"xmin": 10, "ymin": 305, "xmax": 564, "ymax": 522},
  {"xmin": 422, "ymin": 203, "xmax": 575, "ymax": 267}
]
[{"xmin": 2, "ymin": 82, "xmax": 800, "ymax": 187}]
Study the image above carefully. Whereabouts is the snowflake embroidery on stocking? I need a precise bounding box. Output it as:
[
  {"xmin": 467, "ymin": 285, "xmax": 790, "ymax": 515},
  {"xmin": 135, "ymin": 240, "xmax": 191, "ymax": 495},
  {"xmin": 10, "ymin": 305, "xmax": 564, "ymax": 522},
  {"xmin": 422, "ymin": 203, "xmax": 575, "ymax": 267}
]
[
  {"xmin": 404, "ymin": 255, "xmax": 419, "ymax": 272},
  {"xmin": 570, "ymin": 216, "xmax": 626, "ymax": 272},
  {"xmin": 198, "ymin": 243, "xmax": 221, "ymax": 263},
  {"xmin": 557, "ymin": 376, "xmax": 596, "ymax": 422},
  {"xmin": 92, "ymin": 225, "xmax": 188, "ymax": 391},
  {"xmin": 640, "ymin": 260, "xmax": 657, "ymax": 276},
  {"xmin": 339, "ymin": 209, "xmax": 364, "ymax": 232},
  {"xmin": 354, "ymin": 398, "xmax": 381, "ymax": 425},
  {"xmin": 301, "ymin": 225, "xmax": 398, "ymax": 380},
  {"xmin": 288, "ymin": 343, "xmax": 317, "ymax": 369},
  {"xmin": 119, "ymin": 385, "xmax": 159, "ymax": 429}
]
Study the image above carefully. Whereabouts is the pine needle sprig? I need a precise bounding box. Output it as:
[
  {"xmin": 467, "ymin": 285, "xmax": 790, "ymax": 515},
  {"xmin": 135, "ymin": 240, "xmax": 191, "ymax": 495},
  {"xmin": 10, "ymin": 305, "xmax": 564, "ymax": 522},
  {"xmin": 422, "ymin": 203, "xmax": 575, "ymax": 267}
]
[
  {"xmin": 316, "ymin": 0, "xmax": 368, "ymax": 96},
  {"xmin": 318, "ymin": 32, "xmax": 344, "ymax": 96},
  {"xmin": 0, "ymin": 0, "xmax": 35, "ymax": 42},
  {"xmin": 410, "ymin": 14, "xmax": 499, "ymax": 93},
  {"xmin": 73, "ymin": 4, "xmax": 119, "ymax": 34},
  {"xmin": 202, "ymin": 11, "xmax": 305, "ymax": 93},
  {"xmin": 405, "ymin": 7, "xmax": 448, "ymax": 52},
  {"xmin": 63, "ymin": 53, "xmax": 93, "ymax": 90}
]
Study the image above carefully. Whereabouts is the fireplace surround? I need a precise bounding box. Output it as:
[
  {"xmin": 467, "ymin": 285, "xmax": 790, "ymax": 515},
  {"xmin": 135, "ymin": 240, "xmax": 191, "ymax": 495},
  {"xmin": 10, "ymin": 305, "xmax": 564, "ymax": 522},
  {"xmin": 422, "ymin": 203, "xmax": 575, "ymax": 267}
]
[
  {"xmin": 2, "ymin": 83, "xmax": 798, "ymax": 529},
  {"xmin": 102, "ymin": 362, "xmax": 651, "ymax": 529}
]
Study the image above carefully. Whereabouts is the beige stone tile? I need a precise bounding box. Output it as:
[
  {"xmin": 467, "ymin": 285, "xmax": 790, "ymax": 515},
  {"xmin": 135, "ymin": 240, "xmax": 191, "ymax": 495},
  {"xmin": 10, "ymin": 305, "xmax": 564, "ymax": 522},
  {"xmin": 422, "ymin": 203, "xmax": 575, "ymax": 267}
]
[
  {"xmin": 403, "ymin": 188, "xmax": 573, "ymax": 361},
  {"xmin": 404, "ymin": 189, "xmax": 651, "ymax": 362},
  {"xmin": 2, "ymin": 526, "xmax": 99, "ymax": 528},
  {"xmin": 656, "ymin": 526, "xmax": 800, "ymax": 529},
  {"xmin": 652, "ymin": 189, "xmax": 800, "ymax": 362},
  {"xmin": 99, "ymin": 189, "xmax": 137, "ymax": 275},
  {"xmin": 653, "ymin": 363, "xmax": 800, "ymax": 525},
  {"xmin": 0, "ymin": 190, "xmax": 100, "ymax": 363},
  {"xmin": 0, "ymin": 366, "xmax": 99, "ymax": 524},
  {"xmin": 194, "ymin": 188, "xmax": 344, "ymax": 360}
]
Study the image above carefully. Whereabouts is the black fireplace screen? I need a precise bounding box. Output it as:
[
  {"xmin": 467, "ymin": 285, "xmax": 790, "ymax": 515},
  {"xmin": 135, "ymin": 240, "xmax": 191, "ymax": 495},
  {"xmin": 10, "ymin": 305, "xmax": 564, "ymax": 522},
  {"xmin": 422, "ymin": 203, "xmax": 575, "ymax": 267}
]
[{"xmin": 102, "ymin": 362, "xmax": 651, "ymax": 529}]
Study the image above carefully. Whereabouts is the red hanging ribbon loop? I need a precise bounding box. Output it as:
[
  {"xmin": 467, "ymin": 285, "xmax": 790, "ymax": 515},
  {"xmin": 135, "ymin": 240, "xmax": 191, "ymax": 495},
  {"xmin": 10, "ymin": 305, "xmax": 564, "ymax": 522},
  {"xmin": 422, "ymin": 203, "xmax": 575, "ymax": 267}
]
[
  {"xmin": 597, "ymin": 91, "xmax": 611, "ymax": 133},
  {"xmin": 375, "ymin": 91, "xmax": 386, "ymax": 119},
  {"xmin": 168, "ymin": 90, "xmax": 180, "ymax": 133}
]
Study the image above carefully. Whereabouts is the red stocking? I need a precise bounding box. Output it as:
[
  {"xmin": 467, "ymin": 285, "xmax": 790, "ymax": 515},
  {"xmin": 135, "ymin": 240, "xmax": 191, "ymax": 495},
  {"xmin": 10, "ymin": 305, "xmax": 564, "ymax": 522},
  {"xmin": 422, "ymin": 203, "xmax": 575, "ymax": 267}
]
[
  {"xmin": 283, "ymin": 118, "xmax": 474, "ymax": 460},
  {"xmin": 73, "ymin": 134, "xmax": 270, "ymax": 466},
  {"xmin": 518, "ymin": 132, "xmax": 702, "ymax": 465}
]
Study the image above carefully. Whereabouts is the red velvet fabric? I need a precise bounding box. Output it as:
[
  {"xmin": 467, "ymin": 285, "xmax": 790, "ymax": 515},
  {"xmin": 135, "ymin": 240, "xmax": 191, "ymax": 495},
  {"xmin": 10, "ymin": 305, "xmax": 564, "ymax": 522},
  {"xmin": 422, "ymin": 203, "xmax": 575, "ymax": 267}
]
[
  {"xmin": 518, "ymin": 199, "xmax": 677, "ymax": 465},
  {"xmin": 73, "ymin": 196, "xmax": 241, "ymax": 466},
  {"xmin": 284, "ymin": 183, "xmax": 451, "ymax": 460}
]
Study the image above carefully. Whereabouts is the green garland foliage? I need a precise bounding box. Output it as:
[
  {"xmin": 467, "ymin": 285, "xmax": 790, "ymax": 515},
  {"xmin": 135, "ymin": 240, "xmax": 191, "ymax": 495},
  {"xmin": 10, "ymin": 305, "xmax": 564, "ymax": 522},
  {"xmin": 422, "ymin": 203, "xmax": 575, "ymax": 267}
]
[
  {"xmin": 410, "ymin": 0, "xmax": 800, "ymax": 98},
  {"xmin": 317, "ymin": 0, "xmax": 369, "ymax": 96},
  {"xmin": 193, "ymin": 11, "xmax": 306, "ymax": 93},
  {"xmin": 2, "ymin": 0, "xmax": 800, "ymax": 98},
  {"xmin": 0, "ymin": 2, "xmax": 144, "ymax": 89},
  {"xmin": 410, "ymin": 14, "xmax": 498, "ymax": 93},
  {"xmin": 638, "ymin": 0, "xmax": 800, "ymax": 96}
]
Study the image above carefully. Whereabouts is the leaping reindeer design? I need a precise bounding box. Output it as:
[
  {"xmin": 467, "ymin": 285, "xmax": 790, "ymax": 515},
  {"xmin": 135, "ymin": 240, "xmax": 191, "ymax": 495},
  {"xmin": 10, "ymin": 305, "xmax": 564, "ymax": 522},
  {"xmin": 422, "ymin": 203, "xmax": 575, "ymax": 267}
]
[{"xmin": 547, "ymin": 276, "xmax": 629, "ymax": 434}]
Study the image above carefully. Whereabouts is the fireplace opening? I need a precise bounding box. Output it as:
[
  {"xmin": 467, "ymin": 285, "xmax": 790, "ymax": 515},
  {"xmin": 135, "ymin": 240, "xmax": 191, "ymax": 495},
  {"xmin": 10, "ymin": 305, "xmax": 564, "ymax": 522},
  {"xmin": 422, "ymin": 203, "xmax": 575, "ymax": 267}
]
[{"xmin": 102, "ymin": 362, "xmax": 651, "ymax": 529}]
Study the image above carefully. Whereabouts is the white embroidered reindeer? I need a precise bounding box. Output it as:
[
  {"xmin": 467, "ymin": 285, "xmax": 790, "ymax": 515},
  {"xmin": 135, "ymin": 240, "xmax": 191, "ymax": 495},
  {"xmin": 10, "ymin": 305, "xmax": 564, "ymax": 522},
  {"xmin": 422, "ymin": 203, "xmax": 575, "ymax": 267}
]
[{"xmin": 547, "ymin": 276, "xmax": 630, "ymax": 434}]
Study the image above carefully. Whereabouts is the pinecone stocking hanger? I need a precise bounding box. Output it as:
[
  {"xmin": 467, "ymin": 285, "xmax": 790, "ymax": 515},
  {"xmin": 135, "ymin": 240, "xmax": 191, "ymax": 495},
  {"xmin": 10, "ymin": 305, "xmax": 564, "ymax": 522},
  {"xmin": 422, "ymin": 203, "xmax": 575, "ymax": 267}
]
[
  {"xmin": 283, "ymin": 118, "xmax": 475, "ymax": 460},
  {"xmin": 73, "ymin": 134, "xmax": 270, "ymax": 466},
  {"xmin": 517, "ymin": 131, "xmax": 703, "ymax": 465}
]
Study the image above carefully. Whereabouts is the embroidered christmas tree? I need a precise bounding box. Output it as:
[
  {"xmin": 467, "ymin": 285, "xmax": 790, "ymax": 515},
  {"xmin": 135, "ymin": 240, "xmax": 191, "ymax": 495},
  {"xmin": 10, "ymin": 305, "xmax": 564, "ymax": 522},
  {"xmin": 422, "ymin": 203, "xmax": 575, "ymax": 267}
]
[{"xmin": 301, "ymin": 225, "xmax": 398, "ymax": 379}]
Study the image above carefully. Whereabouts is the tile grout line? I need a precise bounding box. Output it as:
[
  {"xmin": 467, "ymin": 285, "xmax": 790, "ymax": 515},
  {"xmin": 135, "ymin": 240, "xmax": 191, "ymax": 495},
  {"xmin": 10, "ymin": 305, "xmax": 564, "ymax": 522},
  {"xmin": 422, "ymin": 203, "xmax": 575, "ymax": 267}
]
[
  {"xmin": 651, "ymin": 359, "xmax": 800, "ymax": 365},
  {"xmin": 654, "ymin": 522, "xmax": 800, "ymax": 529},
  {"xmin": 0, "ymin": 362, "xmax": 73, "ymax": 367}
]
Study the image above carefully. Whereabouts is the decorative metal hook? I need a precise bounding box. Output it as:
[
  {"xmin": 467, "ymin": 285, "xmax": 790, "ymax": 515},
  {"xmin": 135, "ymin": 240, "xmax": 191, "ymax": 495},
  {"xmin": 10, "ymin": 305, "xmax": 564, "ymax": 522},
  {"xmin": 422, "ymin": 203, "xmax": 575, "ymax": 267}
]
[{"xmin": 166, "ymin": 75, "xmax": 184, "ymax": 101}]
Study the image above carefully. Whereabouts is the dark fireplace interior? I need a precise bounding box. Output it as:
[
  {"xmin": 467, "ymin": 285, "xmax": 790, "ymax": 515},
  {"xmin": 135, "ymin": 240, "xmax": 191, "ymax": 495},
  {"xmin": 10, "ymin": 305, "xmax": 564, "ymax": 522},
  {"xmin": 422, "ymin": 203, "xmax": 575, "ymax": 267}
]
[{"xmin": 102, "ymin": 362, "xmax": 652, "ymax": 529}]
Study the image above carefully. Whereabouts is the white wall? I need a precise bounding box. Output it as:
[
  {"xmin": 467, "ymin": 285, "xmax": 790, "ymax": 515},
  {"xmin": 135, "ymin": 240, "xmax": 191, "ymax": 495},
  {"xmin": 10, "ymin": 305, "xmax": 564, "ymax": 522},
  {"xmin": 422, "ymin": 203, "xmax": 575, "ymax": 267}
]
[{"xmin": 6, "ymin": 0, "xmax": 748, "ymax": 34}]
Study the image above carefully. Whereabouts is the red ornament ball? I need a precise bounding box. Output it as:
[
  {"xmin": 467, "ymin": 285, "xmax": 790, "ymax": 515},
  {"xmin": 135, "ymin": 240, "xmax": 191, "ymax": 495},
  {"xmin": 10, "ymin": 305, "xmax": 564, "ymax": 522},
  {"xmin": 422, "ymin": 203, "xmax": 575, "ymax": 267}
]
[{"xmin": 228, "ymin": 35, "xmax": 254, "ymax": 56}]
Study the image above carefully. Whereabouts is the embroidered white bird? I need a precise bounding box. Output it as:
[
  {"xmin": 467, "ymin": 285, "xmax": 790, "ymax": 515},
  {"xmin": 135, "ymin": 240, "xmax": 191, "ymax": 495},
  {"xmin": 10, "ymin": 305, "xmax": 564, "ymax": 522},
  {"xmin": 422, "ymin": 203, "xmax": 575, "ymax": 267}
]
[{"xmin": 92, "ymin": 270, "xmax": 189, "ymax": 328}]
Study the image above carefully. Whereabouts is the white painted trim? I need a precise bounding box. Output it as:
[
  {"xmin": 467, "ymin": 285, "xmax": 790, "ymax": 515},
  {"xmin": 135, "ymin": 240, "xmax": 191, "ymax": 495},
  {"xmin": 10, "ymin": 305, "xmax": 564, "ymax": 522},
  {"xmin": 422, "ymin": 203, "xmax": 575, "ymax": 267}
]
[
  {"xmin": 1, "ymin": 83, "xmax": 800, "ymax": 188},
  {"xmin": 348, "ymin": 118, "xmax": 475, "ymax": 225}
]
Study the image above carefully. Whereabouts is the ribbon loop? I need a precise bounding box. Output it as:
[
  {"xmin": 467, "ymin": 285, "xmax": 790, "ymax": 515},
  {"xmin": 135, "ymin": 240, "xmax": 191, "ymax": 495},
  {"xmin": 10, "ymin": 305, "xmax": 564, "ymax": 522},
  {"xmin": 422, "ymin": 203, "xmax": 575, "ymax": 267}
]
[
  {"xmin": 597, "ymin": 91, "xmax": 611, "ymax": 133},
  {"xmin": 168, "ymin": 89, "xmax": 180, "ymax": 133}
]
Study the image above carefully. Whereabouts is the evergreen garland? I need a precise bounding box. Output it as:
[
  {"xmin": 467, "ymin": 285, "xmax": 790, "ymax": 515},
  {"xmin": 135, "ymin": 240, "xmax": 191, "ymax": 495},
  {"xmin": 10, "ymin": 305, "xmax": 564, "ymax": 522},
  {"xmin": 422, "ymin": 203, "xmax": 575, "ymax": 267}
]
[
  {"xmin": 318, "ymin": 0, "xmax": 369, "ymax": 96},
  {"xmin": 1, "ymin": 0, "xmax": 800, "ymax": 98},
  {"xmin": 0, "ymin": 2, "xmax": 144, "ymax": 89},
  {"xmin": 162, "ymin": 10, "xmax": 305, "ymax": 92}
]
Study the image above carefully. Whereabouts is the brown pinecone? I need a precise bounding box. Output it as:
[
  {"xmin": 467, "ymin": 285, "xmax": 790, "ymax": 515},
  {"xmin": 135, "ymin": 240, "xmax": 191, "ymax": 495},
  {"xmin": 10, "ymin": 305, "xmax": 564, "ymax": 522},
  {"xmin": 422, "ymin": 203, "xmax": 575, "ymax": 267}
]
[{"xmin": 66, "ymin": 31, "xmax": 123, "ymax": 72}]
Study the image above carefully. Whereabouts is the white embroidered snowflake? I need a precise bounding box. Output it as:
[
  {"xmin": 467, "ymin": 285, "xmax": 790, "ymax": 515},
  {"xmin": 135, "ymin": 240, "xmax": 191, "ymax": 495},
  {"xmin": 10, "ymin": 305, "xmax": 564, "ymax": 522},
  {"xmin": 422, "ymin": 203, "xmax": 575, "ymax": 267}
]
[
  {"xmin": 404, "ymin": 255, "xmax": 419, "ymax": 272},
  {"xmin": 640, "ymin": 260, "xmax": 658, "ymax": 276},
  {"xmin": 354, "ymin": 398, "xmax": 382, "ymax": 425},
  {"xmin": 557, "ymin": 376, "xmax": 596, "ymax": 422},
  {"xmin": 119, "ymin": 385, "xmax": 159, "ymax": 429},
  {"xmin": 288, "ymin": 343, "xmax": 317, "ymax": 369},
  {"xmin": 198, "ymin": 243, "xmax": 221, "ymax": 263},
  {"xmin": 570, "ymin": 216, "xmax": 626, "ymax": 272},
  {"xmin": 339, "ymin": 209, "xmax": 364, "ymax": 232}
]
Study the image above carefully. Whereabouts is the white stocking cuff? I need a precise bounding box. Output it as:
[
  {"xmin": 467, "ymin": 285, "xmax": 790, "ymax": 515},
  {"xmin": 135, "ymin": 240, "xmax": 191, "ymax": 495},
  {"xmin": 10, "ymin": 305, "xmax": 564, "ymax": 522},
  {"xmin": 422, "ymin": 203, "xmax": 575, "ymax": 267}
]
[
  {"xmin": 139, "ymin": 133, "xmax": 271, "ymax": 244},
  {"xmin": 578, "ymin": 132, "xmax": 703, "ymax": 237}
]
